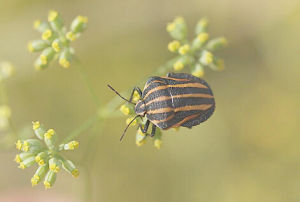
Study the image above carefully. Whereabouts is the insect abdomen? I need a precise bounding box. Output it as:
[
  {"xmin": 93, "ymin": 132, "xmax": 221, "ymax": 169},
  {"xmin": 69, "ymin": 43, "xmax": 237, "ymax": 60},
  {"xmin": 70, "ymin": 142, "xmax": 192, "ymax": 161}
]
[{"xmin": 144, "ymin": 73, "xmax": 215, "ymax": 130}]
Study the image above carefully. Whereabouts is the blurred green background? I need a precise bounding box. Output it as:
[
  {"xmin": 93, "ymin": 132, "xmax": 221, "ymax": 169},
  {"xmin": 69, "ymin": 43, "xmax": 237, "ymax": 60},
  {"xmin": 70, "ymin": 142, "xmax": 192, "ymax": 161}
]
[{"xmin": 1, "ymin": 0, "xmax": 300, "ymax": 201}]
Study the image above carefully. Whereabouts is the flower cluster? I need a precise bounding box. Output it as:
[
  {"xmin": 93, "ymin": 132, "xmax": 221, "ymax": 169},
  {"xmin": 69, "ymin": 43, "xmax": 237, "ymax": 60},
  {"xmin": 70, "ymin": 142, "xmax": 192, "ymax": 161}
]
[
  {"xmin": 15, "ymin": 121, "xmax": 80, "ymax": 189},
  {"xmin": 167, "ymin": 17, "xmax": 228, "ymax": 77},
  {"xmin": 119, "ymin": 91, "xmax": 163, "ymax": 149},
  {"xmin": 28, "ymin": 10, "xmax": 88, "ymax": 70}
]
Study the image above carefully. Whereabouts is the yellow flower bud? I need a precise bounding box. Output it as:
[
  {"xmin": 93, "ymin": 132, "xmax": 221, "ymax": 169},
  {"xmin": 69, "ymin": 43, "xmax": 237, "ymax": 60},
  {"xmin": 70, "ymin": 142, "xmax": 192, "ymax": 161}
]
[
  {"xmin": 42, "ymin": 29, "xmax": 53, "ymax": 40},
  {"xmin": 178, "ymin": 44, "xmax": 190, "ymax": 55},
  {"xmin": 173, "ymin": 61, "xmax": 184, "ymax": 71},
  {"xmin": 120, "ymin": 105, "xmax": 130, "ymax": 115},
  {"xmin": 166, "ymin": 22, "xmax": 176, "ymax": 32},
  {"xmin": 48, "ymin": 10, "xmax": 58, "ymax": 22},
  {"xmin": 154, "ymin": 139, "xmax": 162, "ymax": 149},
  {"xmin": 168, "ymin": 40, "xmax": 180, "ymax": 52},
  {"xmin": 126, "ymin": 117, "xmax": 137, "ymax": 126},
  {"xmin": 197, "ymin": 32, "xmax": 209, "ymax": 43},
  {"xmin": 66, "ymin": 32, "xmax": 77, "ymax": 41}
]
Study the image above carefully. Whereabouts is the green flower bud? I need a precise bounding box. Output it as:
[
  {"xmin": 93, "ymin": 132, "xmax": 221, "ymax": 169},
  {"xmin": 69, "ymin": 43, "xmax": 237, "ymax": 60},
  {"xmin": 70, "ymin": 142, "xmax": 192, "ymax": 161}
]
[
  {"xmin": 51, "ymin": 39, "xmax": 62, "ymax": 52},
  {"xmin": 199, "ymin": 50, "xmax": 213, "ymax": 65},
  {"xmin": 40, "ymin": 47, "xmax": 55, "ymax": 66},
  {"xmin": 34, "ymin": 58, "xmax": 48, "ymax": 70},
  {"xmin": 62, "ymin": 159, "xmax": 79, "ymax": 178},
  {"xmin": 44, "ymin": 129, "xmax": 57, "ymax": 149},
  {"xmin": 14, "ymin": 152, "xmax": 35, "ymax": 163},
  {"xmin": 167, "ymin": 17, "xmax": 187, "ymax": 41},
  {"xmin": 192, "ymin": 63, "xmax": 204, "ymax": 78},
  {"xmin": 209, "ymin": 58, "xmax": 225, "ymax": 71},
  {"xmin": 22, "ymin": 139, "xmax": 44, "ymax": 152},
  {"xmin": 49, "ymin": 157, "xmax": 61, "ymax": 173},
  {"xmin": 28, "ymin": 40, "xmax": 49, "ymax": 52},
  {"xmin": 71, "ymin": 15, "xmax": 88, "ymax": 34},
  {"xmin": 195, "ymin": 17, "xmax": 208, "ymax": 34},
  {"xmin": 19, "ymin": 156, "xmax": 36, "ymax": 169},
  {"xmin": 136, "ymin": 128, "xmax": 147, "ymax": 147},
  {"xmin": 59, "ymin": 48, "xmax": 72, "ymax": 68},
  {"xmin": 35, "ymin": 151, "xmax": 48, "ymax": 166},
  {"xmin": 48, "ymin": 10, "xmax": 64, "ymax": 32},
  {"xmin": 44, "ymin": 170, "xmax": 56, "ymax": 189},
  {"xmin": 206, "ymin": 37, "xmax": 228, "ymax": 51},
  {"xmin": 192, "ymin": 32, "xmax": 209, "ymax": 50},
  {"xmin": 31, "ymin": 164, "xmax": 48, "ymax": 186},
  {"xmin": 63, "ymin": 141, "xmax": 79, "ymax": 150},
  {"xmin": 32, "ymin": 121, "xmax": 46, "ymax": 140},
  {"xmin": 34, "ymin": 20, "xmax": 50, "ymax": 33}
]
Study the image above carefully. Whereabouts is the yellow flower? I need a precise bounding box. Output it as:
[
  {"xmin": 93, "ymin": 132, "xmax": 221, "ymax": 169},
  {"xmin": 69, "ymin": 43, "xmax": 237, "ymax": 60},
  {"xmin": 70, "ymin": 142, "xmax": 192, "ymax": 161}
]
[
  {"xmin": 44, "ymin": 129, "xmax": 55, "ymax": 139},
  {"xmin": 32, "ymin": 121, "xmax": 40, "ymax": 130},
  {"xmin": 197, "ymin": 32, "xmax": 209, "ymax": 43},
  {"xmin": 200, "ymin": 51, "xmax": 213, "ymax": 65},
  {"xmin": 173, "ymin": 61, "xmax": 184, "ymax": 71},
  {"xmin": 154, "ymin": 139, "xmax": 162, "ymax": 149},
  {"xmin": 168, "ymin": 40, "xmax": 180, "ymax": 52},
  {"xmin": 136, "ymin": 139, "xmax": 146, "ymax": 147},
  {"xmin": 178, "ymin": 44, "xmax": 190, "ymax": 55},
  {"xmin": 52, "ymin": 41, "xmax": 61, "ymax": 52},
  {"xmin": 126, "ymin": 117, "xmax": 137, "ymax": 126},
  {"xmin": 15, "ymin": 140, "xmax": 22, "ymax": 150},
  {"xmin": 42, "ymin": 29, "xmax": 52, "ymax": 40},
  {"xmin": 71, "ymin": 169, "xmax": 80, "ymax": 178},
  {"xmin": 59, "ymin": 58, "xmax": 70, "ymax": 68},
  {"xmin": 48, "ymin": 10, "xmax": 58, "ymax": 22},
  {"xmin": 66, "ymin": 32, "xmax": 77, "ymax": 41},
  {"xmin": 120, "ymin": 105, "xmax": 130, "ymax": 115},
  {"xmin": 166, "ymin": 22, "xmax": 176, "ymax": 32}
]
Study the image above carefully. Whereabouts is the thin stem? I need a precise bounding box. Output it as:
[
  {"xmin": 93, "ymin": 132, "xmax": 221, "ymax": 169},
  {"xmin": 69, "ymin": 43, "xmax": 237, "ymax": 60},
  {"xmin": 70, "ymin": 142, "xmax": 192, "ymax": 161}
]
[
  {"xmin": 73, "ymin": 56, "xmax": 101, "ymax": 107},
  {"xmin": 62, "ymin": 113, "xmax": 99, "ymax": 143}
]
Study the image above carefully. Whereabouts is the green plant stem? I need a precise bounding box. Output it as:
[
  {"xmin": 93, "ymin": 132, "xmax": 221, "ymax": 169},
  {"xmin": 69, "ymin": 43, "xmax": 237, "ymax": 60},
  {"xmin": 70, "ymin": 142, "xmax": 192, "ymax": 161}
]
[{"xmin": 73, "ymin": 56, "xmax": 101, "ymax": 108}]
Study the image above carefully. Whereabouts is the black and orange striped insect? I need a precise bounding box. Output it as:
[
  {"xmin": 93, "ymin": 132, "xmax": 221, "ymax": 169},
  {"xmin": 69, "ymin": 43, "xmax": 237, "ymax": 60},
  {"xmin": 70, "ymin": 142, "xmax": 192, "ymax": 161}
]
[{"xmin": 108, "ymin": 72, "xmax": 215, "ymax": 141}]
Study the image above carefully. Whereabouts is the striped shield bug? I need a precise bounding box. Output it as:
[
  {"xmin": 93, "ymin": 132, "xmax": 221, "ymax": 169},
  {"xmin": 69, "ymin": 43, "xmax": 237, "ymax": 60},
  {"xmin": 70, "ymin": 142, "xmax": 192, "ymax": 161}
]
[{"xmin": 108, "ymin": 72, "xmax": 215, "ymax": 141}]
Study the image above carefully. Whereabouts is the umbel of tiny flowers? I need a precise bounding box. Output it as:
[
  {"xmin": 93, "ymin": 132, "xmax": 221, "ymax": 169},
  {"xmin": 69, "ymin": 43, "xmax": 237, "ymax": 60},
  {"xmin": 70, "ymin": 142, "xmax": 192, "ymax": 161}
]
[
  {"xmin": 28, "ymin": 10, "xmax": 88, "ymax": 70},
  {"xmin": 119, "ymin": 91, "xmax": 163, "ymax": 149},
  {"xmin": 14, "ymin": 121, "xmax": 80, "ymax": 189},
  {"xmin": 167, "ymin": 17, "xmax": 228, "ymax": 77}
]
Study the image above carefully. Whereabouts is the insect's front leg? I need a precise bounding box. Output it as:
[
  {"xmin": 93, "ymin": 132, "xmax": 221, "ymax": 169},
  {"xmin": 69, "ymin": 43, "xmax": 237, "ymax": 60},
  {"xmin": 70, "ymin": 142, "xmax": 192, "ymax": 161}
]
[
  {"xmin": 150, "ymin": 124, "xmax": 157, "ymax": 137},
  {"xmin": 129, "ymin": 87, "xmax": 143, "ymax": 103},
  {"xmin": 140, "ymin": 119, "xmax": 150, "ymax": 134}
]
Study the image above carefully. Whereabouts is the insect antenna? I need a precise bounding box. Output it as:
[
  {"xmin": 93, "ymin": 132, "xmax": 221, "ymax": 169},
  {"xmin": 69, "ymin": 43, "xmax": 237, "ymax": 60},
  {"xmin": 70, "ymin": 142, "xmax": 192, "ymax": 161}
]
[
  {"xmin": 120, "ymin": 115, "xmax": 140, "ymax": 141},
  {"xmin": 107, "ymin": 84, "xmax": 136, "ymax": 105}
]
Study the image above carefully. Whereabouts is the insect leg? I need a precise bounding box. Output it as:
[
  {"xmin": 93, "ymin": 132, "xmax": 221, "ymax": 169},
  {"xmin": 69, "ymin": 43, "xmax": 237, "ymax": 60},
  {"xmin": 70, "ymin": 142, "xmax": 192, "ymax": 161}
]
[
  {"xmin": 150, "ymin": 124, "xmax": 157, "ymax": 137},
  {"xmin": 140, "ymin": 119, "xmax": 150, "ymax": 134},
  {"xmin": 129, "ymin": 87, "xmax": 143, "ymax": 102}
]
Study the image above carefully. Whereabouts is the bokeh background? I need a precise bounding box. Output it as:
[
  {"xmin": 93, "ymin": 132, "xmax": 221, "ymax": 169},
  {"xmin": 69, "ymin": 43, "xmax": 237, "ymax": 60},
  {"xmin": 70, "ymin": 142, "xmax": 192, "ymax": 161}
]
[{"xmin": 0, "ymin": 0, "xmax": 300, "ymax": 201}]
